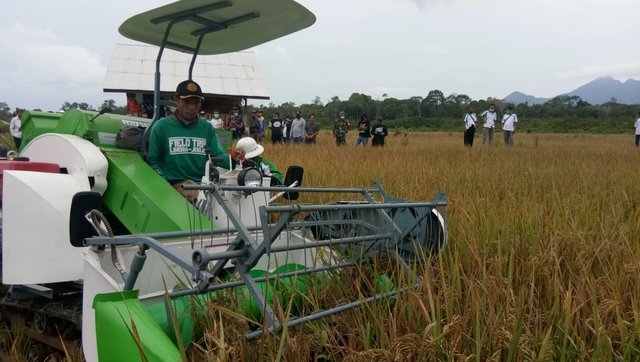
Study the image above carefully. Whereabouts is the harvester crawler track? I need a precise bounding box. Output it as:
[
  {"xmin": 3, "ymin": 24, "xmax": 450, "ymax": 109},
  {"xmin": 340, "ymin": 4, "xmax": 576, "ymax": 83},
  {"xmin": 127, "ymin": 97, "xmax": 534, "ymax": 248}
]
[{"xmin": 0, "ymin": 283, "xmax": 82, "ymax": 354}]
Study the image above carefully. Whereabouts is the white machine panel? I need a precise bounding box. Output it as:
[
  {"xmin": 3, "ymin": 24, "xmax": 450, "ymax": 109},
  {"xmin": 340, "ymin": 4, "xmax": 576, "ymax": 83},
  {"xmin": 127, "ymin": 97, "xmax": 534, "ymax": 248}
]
[
  {"xmin": 2, "ymin": 171, "xmax": 89, "ymax": 284},
  {"xmin": 20, "ymin": 134, "xmax": 109, "ymax": 195}
]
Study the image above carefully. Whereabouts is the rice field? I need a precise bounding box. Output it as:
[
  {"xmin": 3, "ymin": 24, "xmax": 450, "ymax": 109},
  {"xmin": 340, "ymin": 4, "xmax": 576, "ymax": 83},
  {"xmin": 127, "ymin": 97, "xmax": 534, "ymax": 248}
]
[
  {"xmin": 5, "ymin": 131, "xmax": 640, "ymax": 361},
  {"xmin": 191, "ymin": 131, "xmax": 639, "ymax": 361}
]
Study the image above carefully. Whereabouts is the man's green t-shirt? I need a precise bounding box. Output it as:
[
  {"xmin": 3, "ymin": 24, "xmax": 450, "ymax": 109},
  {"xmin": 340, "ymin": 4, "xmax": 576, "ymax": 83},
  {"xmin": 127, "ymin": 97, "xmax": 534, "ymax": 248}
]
[{"xmin": 147, "ymin": 115, "xmax": 230, "ymax": 182}]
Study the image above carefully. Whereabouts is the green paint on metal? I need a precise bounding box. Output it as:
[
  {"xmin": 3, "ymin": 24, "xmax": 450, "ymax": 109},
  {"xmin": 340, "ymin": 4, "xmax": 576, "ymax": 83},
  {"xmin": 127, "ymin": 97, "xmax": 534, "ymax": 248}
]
[
  {"xmin": 102, "ymin": 149, "xmax": 212, "ymax": 233},
  {"xmin": 216, "ymin": 129, "xmax": 234, "ymax": 150},
  {"xmin": 225, "ymin": 264, "xmax": 313, "ymax": 320},
  {"xmin": 18, "ymin": 109, "xmax": 212, "ymax": 233},
  {"xmin": 21, "ymin": 109, "xmax": 152, "ymax": 149},
  {"xmin": 119, "ymin": 0, "xmax": 316, "ymax": 56},
  {"xmin": 144, "ymin": 294, "xmax": 195, "ymax": 347},
  {"xmin": 18, "ymin": 110, "xmax": 63, "ymax": 152},
  {"xmin": 271, "ymin": 263, "xmax": 311, "ymax": 313},
  {"xmin": 93, "ymin": 291, "xmax": 182, "ymax": 362}
]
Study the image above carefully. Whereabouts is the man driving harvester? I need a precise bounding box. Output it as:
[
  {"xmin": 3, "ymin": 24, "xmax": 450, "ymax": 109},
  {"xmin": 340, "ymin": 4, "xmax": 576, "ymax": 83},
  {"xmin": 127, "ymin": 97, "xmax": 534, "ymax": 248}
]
[{"xmin": 147, "ymin": 79, "xmax": 245, "ymax": 202}]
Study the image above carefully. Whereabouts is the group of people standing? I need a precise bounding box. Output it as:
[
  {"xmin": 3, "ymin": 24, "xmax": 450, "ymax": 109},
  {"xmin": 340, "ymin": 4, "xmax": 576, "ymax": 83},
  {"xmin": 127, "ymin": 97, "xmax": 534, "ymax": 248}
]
[
  {"xmin": 464, "ymin": 104, "xmax": 518, "ymax": 147},
  {"xmin": 254, "ymin": 110, "xmax": 389, "ymax": 147},
  {"xmin": 266, "ymin": 111, "xmax": 320, "ymax": 145},
  {"xmin": 335, "ymin": 113, "xmax": 388, "ymax": 147}
]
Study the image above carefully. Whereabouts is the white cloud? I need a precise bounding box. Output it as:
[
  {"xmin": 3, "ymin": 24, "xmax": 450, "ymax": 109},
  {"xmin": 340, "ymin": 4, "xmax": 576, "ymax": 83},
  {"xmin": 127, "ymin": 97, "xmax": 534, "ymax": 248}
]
[
  {"xmin": 1, "ymin": 23, "xmax": 105, "ymax": 85},
  {"xmin": 0, "ymin": 22, "xmax": 106, "ymax": 110},
  {"xmin": 556, "ymin": 63, "xmax": 640, "ymax": 81}
]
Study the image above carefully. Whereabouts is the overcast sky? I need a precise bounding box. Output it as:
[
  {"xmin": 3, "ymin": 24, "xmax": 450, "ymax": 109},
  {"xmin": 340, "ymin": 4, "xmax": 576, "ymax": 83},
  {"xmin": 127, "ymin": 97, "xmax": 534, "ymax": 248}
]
[{"xmin": 2, "ymin": 0, "xmax": 639, "ymax": 111}]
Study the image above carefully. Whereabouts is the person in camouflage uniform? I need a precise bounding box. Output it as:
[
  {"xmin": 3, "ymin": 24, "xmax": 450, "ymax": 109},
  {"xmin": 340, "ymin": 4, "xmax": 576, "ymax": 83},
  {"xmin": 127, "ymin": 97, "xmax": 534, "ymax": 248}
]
[{"xmin": 333, "ymin": 111, "xmax": 350, "ymax": 146}]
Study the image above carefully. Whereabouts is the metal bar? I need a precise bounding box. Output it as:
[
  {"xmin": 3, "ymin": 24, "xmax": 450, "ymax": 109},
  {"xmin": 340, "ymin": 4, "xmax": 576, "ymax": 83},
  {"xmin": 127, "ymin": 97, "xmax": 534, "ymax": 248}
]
[
  {"xmin": 245, "ymin": 283, "xmax": 421, "ymax": 339},
  {"xmin": 163, "ymin": 40, "xmax": 197, "ymax": 53},
  {"xmin": 86, "ymin": 236, "xmax": 195, "ymax": 274},
  {"xmin": 8, "ymin": 284, "xmax": 53, "ymax": 300},
  {"xmin": 288, "ymin": 219, "xmax": 379, "ymax": 231},
  {"xmin": 88, "ymin": 219, "xmax": 375, "ymax": 243},
  {"xmin": 397, "ymin": 209, "xmax": 432, "ymax": 244},
  {"xmin": 362, "ymin": 189, "xmax": 402, "ymax": 235},
  {"xmin": 192, "ymin": 248, "xmax": 248, "ymax": 267},
  {"xmin": 237, "ymin": 265, "xmax": 281, "ymax": 332},
  {"xmin": 152, "ymin": 21, "xmax": 175, "ymax": 122},
  {"xmin": 151, "ymin": 0, "xmax": 232, "ymax": 24},
  {"xmin": 242, "ymin": 207, "xmax": 292, "ymax": 269},
  {"xmin": 211, "ymin": 186, "xmax": 259, "ymax": 250},
  {"xmin": 265, "ymin": 201, "xmax": 447, "ymax": 213},
  {"xmin": 206, "ymin": 187, "xmax": 260, "ymax": 278},
  {"xmin": 169, "ymin": 261, "xmax": 357, "ymax": 298},
  {"xmin": 268, "ymin": 180, "xmax": 298, "ymax": 203},
  {"xmin": 189, "ymin": 15, "xmax": 225, "ymax": 29},
  {"xmin": 191, "ymin": 12, "xmax": 259, "ymax": 36},
  {"xmin": 268, "ymin": 233, "xmax": 393, "ymax": 254},
  {"xmin": 183, "ymin": 184, "xmax": 380, "ymax": 194},
  {"xmin": 188, "ymin": 34, "xmax": 204, "ymax": 80},
  {"xmin": 358, "ymin": 188, "xmax": 403, "ymax": 258},
  {"xmin": 110, "ymin": 226, "xmax": 259, "ymax": 241}
]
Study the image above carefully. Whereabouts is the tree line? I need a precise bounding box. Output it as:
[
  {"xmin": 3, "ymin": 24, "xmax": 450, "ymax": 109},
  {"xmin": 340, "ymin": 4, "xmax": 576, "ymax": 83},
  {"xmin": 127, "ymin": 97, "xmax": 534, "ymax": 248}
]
[
  {"xmin": 252, "ymin": 91, "xmax": 639, "ymax": 134},
  {"xmin": 2, "ymin": 91, "xmax": 638, "ymax": 134}
]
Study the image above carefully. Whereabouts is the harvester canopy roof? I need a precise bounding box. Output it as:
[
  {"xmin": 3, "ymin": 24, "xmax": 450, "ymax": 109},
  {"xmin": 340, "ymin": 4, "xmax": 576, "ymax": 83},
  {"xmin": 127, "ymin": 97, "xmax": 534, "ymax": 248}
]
[
  {"xmin": 103, "ymin": 44, "xmax": 269, "ymax": 99},
  {"xmin": 119, "ymin": 0, "xmax": 316, "ymax": 55}
]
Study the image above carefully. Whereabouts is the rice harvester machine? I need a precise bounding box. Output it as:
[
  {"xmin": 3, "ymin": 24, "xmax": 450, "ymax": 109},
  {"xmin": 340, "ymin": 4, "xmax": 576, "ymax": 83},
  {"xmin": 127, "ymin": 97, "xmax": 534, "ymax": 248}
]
[{"xmin": 0, "ymin": 1, "xmax": 448, "ymax": 361}]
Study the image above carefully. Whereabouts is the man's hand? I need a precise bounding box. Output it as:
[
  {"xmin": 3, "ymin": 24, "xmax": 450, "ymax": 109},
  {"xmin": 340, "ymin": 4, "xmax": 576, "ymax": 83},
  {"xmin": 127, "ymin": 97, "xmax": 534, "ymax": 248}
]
[{"xmin": 227, "ymin": 147, "xmax": 246, "ymax": 161}]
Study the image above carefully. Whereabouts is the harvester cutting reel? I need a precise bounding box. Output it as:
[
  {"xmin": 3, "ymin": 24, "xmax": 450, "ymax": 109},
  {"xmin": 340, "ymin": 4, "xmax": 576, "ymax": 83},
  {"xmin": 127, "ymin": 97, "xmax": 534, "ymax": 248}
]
[{"xmin": 73, "ymin": 178, "xmax": 447, "ymax": 340}]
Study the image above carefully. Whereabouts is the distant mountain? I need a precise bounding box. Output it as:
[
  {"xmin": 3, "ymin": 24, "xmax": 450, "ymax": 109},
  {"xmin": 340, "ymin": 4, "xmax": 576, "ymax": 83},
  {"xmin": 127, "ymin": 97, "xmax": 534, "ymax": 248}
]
[
  {"xmin": 566, "ymin": 76, "xmax": 640, "ymax": 105},
  {"xmin": 503, "ymin": 76, "xmax": 640, "ymax": 105},
  {"xmin": 503, "ymin": 91, "xmax": 549, "ymax": 105}
]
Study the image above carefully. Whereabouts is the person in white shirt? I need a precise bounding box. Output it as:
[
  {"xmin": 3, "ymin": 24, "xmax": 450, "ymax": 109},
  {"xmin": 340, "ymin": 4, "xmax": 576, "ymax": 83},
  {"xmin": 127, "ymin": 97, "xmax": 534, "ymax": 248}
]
[
  {"xmin": 634, "ymin": 111, "xmax": 640, "ymax": 146},
  {"xmin": 502, "ymin": 106, "xmax": 518, "ymax": 146},
  {"xmin": 480, "ymin": 103, "xmax": 498, "ymax": 145},
  {"xmin": 10, "ymin": 108, "xmax": 23, "ymax": 149},
  {"xmin": 209, "ymin": 110, "xmax": 224, "ymax": 129},
  {"xmin": 463, "ymin": 107, "xmax": 477, "ymax": 147}
]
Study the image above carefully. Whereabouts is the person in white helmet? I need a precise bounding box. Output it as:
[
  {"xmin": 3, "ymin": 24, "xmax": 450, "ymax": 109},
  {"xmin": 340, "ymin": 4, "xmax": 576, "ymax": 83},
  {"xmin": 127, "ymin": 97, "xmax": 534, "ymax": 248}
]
[{"xmin": 234, "ymin": 137, "xmax": 283, "ymax": 185}]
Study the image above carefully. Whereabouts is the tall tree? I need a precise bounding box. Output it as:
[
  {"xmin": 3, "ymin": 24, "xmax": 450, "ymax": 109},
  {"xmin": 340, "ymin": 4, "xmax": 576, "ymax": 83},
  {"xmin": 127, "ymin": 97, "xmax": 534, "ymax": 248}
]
[
  {"xmin": 408, "ymin": 96, "xmax": 423, "ymax": 117},
  {"xmin": 425, "ymin": 89, "xmax": 445, "ymax": 116},
  {"xmin": 0, "ymin": 102, "xmax": 12, "ymax": 121},
  {"xmin": 100, "ymin": 99, "xmax": 116, "ymax": 111}
]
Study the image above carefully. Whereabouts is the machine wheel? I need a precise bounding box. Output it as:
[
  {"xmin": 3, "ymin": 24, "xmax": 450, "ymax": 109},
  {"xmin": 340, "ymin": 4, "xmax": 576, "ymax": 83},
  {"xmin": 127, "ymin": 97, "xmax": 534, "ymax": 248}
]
[{"xmin": 32, "ymin": 312, "xmax": 49, "ymax": 334}]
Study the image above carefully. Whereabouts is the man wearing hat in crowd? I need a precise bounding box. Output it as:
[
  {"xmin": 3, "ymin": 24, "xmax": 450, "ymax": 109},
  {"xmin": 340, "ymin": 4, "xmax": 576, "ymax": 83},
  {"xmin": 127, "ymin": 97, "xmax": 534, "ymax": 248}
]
[
  {"xmin": 333, "ymin": 111, "xmax": 350, "ymax": 146},
  {"xmin": 147, "ymin": 79, "xmax": 244, "ymax": 202}
]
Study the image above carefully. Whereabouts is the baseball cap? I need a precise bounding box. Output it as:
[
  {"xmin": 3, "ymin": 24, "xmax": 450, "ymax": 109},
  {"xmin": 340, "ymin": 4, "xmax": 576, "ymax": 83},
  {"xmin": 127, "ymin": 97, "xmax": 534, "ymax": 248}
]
[{"xmin": 176, "ymin": 80, "xmax": 204, "ymax": 100}]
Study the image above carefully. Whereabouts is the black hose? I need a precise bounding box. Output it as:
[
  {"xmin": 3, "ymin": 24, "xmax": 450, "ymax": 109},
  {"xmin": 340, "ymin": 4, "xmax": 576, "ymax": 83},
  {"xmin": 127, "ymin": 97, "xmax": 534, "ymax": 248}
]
[{"xmin": 88, "ymin": 209, "xmax": 127, "ymax": 280}]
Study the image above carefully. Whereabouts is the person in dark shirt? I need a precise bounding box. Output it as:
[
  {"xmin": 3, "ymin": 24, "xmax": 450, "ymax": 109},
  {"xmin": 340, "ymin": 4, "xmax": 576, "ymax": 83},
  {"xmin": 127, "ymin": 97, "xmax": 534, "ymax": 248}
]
[
  {"xmin": 355, "ymin": 114, "xmax": 371, "ymax": 146},
  {"xmin": 304, "ymin": 114, "xmax": 320, "ymax": 144},
  {"xmin": 228, "ymin": 113, "xmax": 245, "ymax": 140},
  {"xmin": 371, "ymin": 116, "xmax": 388, "ymax": 147},
  {"xmin": 269, "ymin": 113, "xmax": 284, "ymax": 144},
  {"xmin": 283, "ymin": 116, "xmax": 293, "ymax": 143}
]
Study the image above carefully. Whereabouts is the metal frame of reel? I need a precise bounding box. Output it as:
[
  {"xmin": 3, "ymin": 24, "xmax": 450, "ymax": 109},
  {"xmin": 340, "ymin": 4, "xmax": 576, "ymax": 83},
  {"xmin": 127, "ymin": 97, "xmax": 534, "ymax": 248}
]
[{"xmin": 81, "ymin": 181, "xmax": 447, "ymax": 339}]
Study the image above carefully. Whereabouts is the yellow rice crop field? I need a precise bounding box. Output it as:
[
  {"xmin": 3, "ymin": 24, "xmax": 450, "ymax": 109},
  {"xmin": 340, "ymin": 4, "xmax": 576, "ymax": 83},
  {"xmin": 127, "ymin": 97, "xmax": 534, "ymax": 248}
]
[
  {"xmin": 7, "ymin": 131, "xmax": 637, "ymax": 361},
  {"xmin": 210, "ymin": 131, "xmax": 639, "ymax": 361}
]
